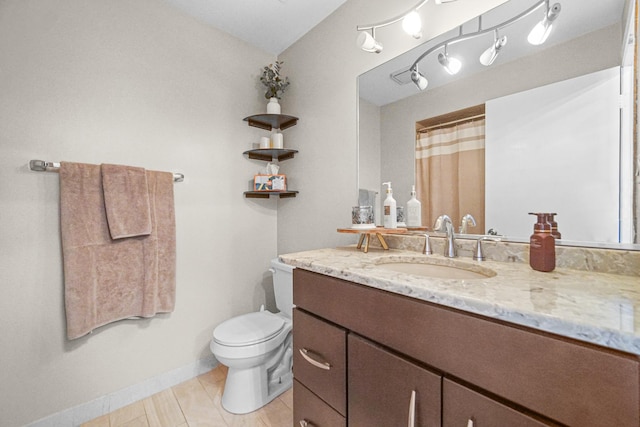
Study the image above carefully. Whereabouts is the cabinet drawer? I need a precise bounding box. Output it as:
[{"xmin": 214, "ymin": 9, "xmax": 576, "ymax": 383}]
[
  {"xmin": 348, "ymin": 334, "xmax": 441, "ymax": 427},
  {"xmin": 443, "ymin": 379, "xmax": 556, "ymax": 427},
  {"xmin": 293, "ymin": 308, "xmax": 347, "ymax": 416},
  {"xmin": 294, "ymin": 269, "xmax": 640, "ymax": 426},
  {"xmin": 293, "ymin": 380, "xmax": 346, "ymax": 427}
]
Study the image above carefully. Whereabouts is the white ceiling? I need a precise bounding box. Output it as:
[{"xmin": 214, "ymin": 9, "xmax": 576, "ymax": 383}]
[{"xmin": 163, "ymin": 0, "xmax": 347, "ymax": 55}]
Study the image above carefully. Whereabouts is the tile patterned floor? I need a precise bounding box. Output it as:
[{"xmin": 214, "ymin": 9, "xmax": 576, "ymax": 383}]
[{"xmin": 81, "ymin": 365, "xmax": 293, "ymax": 427}]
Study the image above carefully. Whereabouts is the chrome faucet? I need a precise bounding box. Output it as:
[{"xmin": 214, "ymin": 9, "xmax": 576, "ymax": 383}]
[
  {"xmin": 473, "ymin": 236, "xmax": 501, "ymax": 261},
  {"xmin": 459, "ymin": 214, "xmax": 477, "ymax": 234},
  {"xmin": 434, "ymin": 215, "xmax": 457, "ymax": 258}
]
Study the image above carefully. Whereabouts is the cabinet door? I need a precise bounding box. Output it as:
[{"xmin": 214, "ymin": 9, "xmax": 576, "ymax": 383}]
[
  {"xmin": 443, "ymin": 379, "xmax": 557, "ymax": 427},
  {"xmin": 293, "ymin": 308, "xmax": 347, "ymax": 416},
  {"xmin": 348, "ymin": 334, "xmax": 441, "ymax": 427},
  {"xmin": 293, "ymin": 380, "xmax": 346, "ymax": 427}
]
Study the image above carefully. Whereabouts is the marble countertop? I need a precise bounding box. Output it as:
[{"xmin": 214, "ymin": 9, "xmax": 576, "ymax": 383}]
[{"xmin": 280, "ymin": 247, "xmax": 640, "ymax": 356}]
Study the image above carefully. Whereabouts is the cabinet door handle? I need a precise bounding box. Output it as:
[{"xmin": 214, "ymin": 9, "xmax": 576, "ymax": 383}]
[
  {"xmin": 467, "ymin": 419, "xmax": 474, "ymax": 427},
  {"xmin": 408, "ymin": 389, "xmax": 416, "ymax": 427},
  {"xmin": 299, "ymin": 420, "xmax": 314, "ymax": 427},
  {"xmin": 299, "ymin": 348, "xmax": 331, "ymax": 370}
]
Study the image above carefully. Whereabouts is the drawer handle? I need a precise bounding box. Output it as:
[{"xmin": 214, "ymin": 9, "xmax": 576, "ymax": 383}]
[
  {"xmin": 408, "ymin": 390, "xmax": 416, "ymax": 427},
  {"xmin": 299, "ymin": 419, "xmax": 315, "ymax": 427},
  {"xmin": 299, "ymin": 348, "xmax": 331, "ymax": 370}
]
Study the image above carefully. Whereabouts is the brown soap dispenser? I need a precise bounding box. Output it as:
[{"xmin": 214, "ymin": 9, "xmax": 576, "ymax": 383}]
[{"xmin": 528, "ymin": 213, "xmax": 555, "ymax": 272}]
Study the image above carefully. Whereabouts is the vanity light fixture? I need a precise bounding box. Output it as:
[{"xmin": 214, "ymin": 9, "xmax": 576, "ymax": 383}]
[
  {"xmin": 479, "ymin": 30, "xmax": 508, "ymax": 66},
  {"xmin": 438, "ymin": 44, "xmax": 462, "ymax": 75},
  {"xmin": 528, "ymin": 0, "xmax": 562, "ymax": 45},
  {"xmin": 356, "ymin": 29, "xmax": 383, "ymax": 53},
  {"xmin": 411, "ymin": 66, "xmax": 429, "ymax": 90},
  {"xmin": 356, "ymin": 0, "xmax": 458, "ymax": 53},
  {"xmin": 407, "ymin": 0, "xmax": 561, "ymax": 91}
]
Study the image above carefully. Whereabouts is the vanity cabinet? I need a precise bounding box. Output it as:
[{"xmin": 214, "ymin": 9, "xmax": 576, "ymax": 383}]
[
  {"xmin": 292, "ymin": 308, "xmax": 347, "ymax": 425},
  {"xmin": 348, "ymin": 334, "xmax": 441, "ymax": 427},
  {"xmin": 442, "ymin": 379, "xmax": 552, "ymax": 427},
  {"xmin": 292, "ymin": 268, "xmax": 640, "ymax": 427}
]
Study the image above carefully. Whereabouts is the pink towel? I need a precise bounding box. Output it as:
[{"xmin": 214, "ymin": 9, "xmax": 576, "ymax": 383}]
[
  {"xmin": 60, "ymin": 162, "xmax": 176, "ymax": 340},
  {"xmin": 101, "ymin": 164, "xmax": 152, "ymax": 239}
]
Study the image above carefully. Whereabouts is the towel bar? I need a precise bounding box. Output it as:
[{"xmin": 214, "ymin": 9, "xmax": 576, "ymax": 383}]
[{"xmin": 29, "ymin": 160, "xmax": 185, "ymax": 182}]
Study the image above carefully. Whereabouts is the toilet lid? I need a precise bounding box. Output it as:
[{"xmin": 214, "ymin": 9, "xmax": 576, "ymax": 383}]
[{"xmin": 213, "ymin": 312, "xmax": 285, "ymax": 347}]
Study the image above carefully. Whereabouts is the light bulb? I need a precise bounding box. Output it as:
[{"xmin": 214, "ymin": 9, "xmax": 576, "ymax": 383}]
[
  {"xmin": 527, "ymin": 3, "xmax": 561, "ymax": 46},
  {"xmin": 357, "ymin": 31, "xmax": 383, "ymax": 53},
  {"xmin": 402, "ymin": 11, "xmax": 422, "ymax": 39},
  {"xmin": 438, "ymin": 52, "xmax": 462, "ymax": 75},
  {"xmin": 479, "ymin": 35, "xmax": 507, "ymax": 66},
  {"xmin": 527, "ymin": 21, "xmax": 552, "ymax": 45},
  {"xmin": 411, "ymin": 69, "xmax": 428, "ymax": 91}
]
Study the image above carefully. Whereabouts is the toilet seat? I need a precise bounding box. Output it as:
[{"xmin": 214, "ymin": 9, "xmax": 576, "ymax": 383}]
[{"xmin": 213, "ymin": 311, "xmax": 285, "ymax": 347}]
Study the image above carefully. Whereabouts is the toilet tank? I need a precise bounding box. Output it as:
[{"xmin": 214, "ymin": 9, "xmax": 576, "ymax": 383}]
[{"xmin": 270, "ymin": 258, "xmax": 294, "ymax": 319}]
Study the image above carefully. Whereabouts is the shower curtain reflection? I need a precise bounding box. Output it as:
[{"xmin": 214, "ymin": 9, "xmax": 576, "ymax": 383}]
[{"xmin": 415, "ymin": 117, "xmax": 486, "ymax": 233}]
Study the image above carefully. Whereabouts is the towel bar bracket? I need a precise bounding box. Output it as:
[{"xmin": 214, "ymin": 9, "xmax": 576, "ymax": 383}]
[{"xmin": 29, "ymin": 159, "xmax": 184, "ymax": 182}]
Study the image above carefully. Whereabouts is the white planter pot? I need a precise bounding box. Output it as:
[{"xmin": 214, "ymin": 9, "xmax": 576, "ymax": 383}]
[{"xmin": 267, "ymin": 97, "xmax": 281, "ymax": 114}]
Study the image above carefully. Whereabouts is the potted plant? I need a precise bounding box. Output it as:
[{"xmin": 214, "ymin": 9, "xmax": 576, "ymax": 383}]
[{"xmin": 260, "ymin": 61, "xmax": 290, "ymax": 114}]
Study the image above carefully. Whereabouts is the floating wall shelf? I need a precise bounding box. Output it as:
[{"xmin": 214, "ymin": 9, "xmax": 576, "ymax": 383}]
[
  {"xmin": 244, "ymin": 190, "xmax": 299, "ymax": 199},
  {"xmin": 243, "ymin": 148, "xmax": 298, "ymax": 162},
  {"xmin": 243, "ymin": 114, "xmax": 299, "ymax": 131}
]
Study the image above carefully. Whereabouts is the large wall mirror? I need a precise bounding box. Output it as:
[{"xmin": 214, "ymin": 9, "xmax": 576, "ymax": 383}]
[{"xmin": 358, "ymin": 0, "xmax": 639, "ymax": 249}]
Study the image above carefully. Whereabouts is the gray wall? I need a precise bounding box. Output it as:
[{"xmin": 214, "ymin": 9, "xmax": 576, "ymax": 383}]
[{"xmin": 0, "ymin": 1, "xmax": 277, "ymax": 425}]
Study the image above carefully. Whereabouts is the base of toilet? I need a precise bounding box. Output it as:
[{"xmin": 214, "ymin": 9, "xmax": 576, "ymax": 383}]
[{"xmin": 221, "ymin": 364, "xmax": 293, "ymax": 414}]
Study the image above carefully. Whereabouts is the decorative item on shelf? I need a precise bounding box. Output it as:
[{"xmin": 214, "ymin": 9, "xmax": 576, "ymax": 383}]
[
  {"xmin": 253, "ymin": 163, "xmax": 286, "ymax": 192},
  {"xmin": 352, "ymin": 206, "xmax": 375, "ymax": 230},
  {"xmin": 260, "ymin": 61, "xmax": 290, "ymax": 114},
  {"xmin": 254, "ymin": 174, "xmax": 287, "ymax": 191},
  {"xmin": 259, "ymin": 136, "xmax": 271, "ymax": 149},
  {"xmin": 267, "ymin": 98, "xmax": 280, "ymax": 114},
  {"xmin": 271, "ymin": 132, "xmax": 284, "ymax": 149}
]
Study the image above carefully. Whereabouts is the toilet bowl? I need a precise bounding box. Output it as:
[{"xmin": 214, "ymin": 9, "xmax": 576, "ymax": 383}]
[{"xmin": 210, "ymin": 258, "xmax": 295, "ymax": 414}]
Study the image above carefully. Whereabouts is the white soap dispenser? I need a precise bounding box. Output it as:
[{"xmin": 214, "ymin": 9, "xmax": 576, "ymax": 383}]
[
  {"xmin": 406, "ymin": 185, "xmax": 422, "ymax": 227},
  {"xmin": 382, "ymin": 182, "xmax": 397, "ymax": 229}
]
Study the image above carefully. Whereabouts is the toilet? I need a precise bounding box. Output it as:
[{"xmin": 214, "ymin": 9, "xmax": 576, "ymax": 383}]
[{"xmin": 210, "ymin": 258, "xmax": 294, "ymax": 414}]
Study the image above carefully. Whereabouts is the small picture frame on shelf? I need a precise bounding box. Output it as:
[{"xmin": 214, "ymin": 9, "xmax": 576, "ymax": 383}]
[{"xmin": 254, "ymin": 174, "xmax": 287, "ymax": 191}]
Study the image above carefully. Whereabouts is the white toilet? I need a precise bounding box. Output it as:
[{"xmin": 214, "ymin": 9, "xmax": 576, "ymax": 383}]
[{"xmin": 210, "ymin": 258, "xmax": 295, "ymax": 414}]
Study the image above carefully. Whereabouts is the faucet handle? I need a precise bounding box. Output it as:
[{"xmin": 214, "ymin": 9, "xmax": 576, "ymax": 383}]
[
  {"xmin": 473, "ymin": 236, "xmax": 501, "ymax": 261},
  {"xmin": 423, "ymin": 234, "xmax": 432, "ymax": 255}
]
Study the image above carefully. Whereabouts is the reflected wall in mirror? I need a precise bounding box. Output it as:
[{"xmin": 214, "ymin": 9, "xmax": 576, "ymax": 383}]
[{"xmin": 358, "ymin": 0, "xmax": 639, "ymax": 248}]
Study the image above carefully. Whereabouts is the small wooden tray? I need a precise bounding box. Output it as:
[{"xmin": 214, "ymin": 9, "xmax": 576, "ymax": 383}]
[{"xmin": 337, "ymin": 227, "xmax": 408, "ymax": 253}]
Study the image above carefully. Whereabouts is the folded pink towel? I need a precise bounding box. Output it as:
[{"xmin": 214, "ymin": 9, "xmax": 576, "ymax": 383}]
[
  {"xmin": 60, "ymin": 162, "xmax": 176, "ymax": 340},
  {"xmin": 101, "ymin": 163, "xmax": 152, "ymax": 239}
]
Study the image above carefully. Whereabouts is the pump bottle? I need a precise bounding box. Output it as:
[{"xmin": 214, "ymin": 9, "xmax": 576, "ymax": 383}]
[
  {"xmin": 547, "ymin": 213, "xmax": 561, "ymax": 239},
  {"xmin": 382, "ymin": 182, "xmax": 397, "ymax": 229},
  {"xmin": 528, "ymin": 213, "xmax": 555, "ymax": 272},
  {"xmin": 406, "ymin": 185, "xmax": 422, "ymax": 227}
]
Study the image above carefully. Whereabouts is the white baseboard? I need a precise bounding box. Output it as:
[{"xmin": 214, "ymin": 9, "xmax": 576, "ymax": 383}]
[{"xmin": 27, "ymin": 355, "xmax": 218, "ymax": 427}]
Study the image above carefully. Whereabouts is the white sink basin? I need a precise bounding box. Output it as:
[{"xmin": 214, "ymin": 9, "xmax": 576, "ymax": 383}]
[{"xmin": 375, "ymin": 260, "xmax": 496, "ymax": 280}]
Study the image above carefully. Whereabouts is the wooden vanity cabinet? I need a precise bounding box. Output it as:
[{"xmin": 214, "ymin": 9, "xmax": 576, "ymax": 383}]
[
  {"xmin": 348, "ymin": 334, "xmax": 441, "ymax": 427},
  {"xmin": 293, "ymin": 268, "xmax": 640, "ymax": 427},
  {"xmin": 292, "ymin": 308, "xmax": 347, "ymax": 425},
  {"xmin": 442, "ymin": 379, "xmax": 556, "ymax": 427}
]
